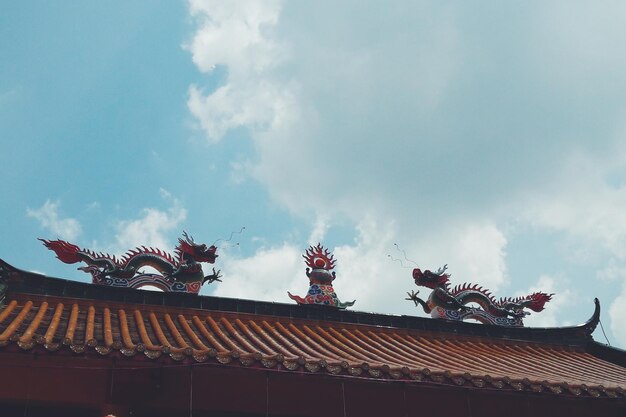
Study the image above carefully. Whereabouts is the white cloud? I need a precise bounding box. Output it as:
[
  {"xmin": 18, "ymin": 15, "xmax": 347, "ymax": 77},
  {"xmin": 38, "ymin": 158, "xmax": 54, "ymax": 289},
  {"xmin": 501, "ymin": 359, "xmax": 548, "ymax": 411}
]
[
  {"xmin": 521, "ymin": 145, "xmax": 626, "ymax": 261},
  {"xmin": 185, "ymin": 0, "xmax": 294, "ymax": 142},
  {"xmin": 530, "ymin": 3, "xmax": 626, "ymax": 94},
  {"xmin": 185, "ymin": 1, "xmax": 626, "ymax": 228},
  {"xmin": 186, "ymin": 0, "xmax": 284, "ymax": 75},
  {"xmin": 416, "ymin": 222, "xmax": 509, "ymax": 293},
  {"xmin": 332, "ymin": 218, "xmax": 403, "ymax": 313},
  {"xmin": 213, "ymin": 243, "xmax": 302, "ymax": 302},
  {"xmin": 308, "ymin": 215, "xmax": 329, "ymax": 245},
  {"xmin": 597, "ymin": 258, "xmax": 626, "ymax": 282},
  {"xmin": 27, "ymin": 200, "xmax": 82, "ymax": 241},
  {"xmin": 215, "ymin": 216, "xmax": 510, "ymax": 318},
  {"xmin": 187, "ymin": 82, "xmax": 297, "ymax": 143},
  {"xmin": 212, "ymin": 223, "xmax": 393, "ymax": 308},
  {"xmin": 112, "ymin": 190, "xmax": 187, "ymax": 254},
  {"xmin": 520, "ymin": 275, "xmax": 573, "ymax": 328},
  {"xmin": 186, "ymin": 1, "xmax": 626, "ymax": 343},
  {"xmin": 609, "ymin": 281, "xmax": 626, "ymax": 347}
]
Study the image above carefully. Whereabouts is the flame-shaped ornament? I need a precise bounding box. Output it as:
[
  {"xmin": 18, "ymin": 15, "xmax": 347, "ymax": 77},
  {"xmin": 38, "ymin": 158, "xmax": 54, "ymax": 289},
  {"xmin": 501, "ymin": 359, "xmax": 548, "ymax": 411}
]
[{"xmin": 288, "ymin": 244, "xmax": 355, "ymax": 309}]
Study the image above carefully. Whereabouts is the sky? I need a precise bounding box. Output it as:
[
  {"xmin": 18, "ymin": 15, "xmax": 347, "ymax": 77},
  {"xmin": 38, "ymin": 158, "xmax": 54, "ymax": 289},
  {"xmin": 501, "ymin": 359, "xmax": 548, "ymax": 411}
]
[{"xmin": 2, "ymin": 1, "xmax": 626, "ymax": 347}]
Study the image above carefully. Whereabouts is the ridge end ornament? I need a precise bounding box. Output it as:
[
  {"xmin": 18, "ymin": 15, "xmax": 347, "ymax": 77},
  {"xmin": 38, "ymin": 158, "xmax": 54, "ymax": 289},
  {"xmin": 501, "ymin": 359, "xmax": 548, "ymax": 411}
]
[
  {"xmin": 288, "ymin": 243, "xmax": 355, "ymax": 309},
  {"xmin": 40, "ymin": 231, "xmax": 221, "ymax": 294},
  {"xmin": 406, "ymin": 264, "xmax": 553, "ymax": 326}
]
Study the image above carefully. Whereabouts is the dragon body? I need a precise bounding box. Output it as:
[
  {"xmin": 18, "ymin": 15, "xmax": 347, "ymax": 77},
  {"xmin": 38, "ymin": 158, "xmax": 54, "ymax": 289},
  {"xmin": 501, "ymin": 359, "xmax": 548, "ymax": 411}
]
[
  {"xmin": 0, "ymin": 264, "xmax": 8, "ymax": 307},
  {"xmin": 407, "ymin": 265, "xmax": 552, "ymax": 326},
  {"xmin": 40, "ymin": 232, "xmax": 220, "ymax": 294},
  {"xmin": 288, "ymin": 244, "xmax": 355, "ymax": 309}
]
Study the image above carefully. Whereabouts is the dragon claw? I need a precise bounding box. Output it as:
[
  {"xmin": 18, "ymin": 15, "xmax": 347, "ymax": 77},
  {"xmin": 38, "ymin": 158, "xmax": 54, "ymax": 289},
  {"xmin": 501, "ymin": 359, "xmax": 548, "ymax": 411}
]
[
  {"xmin": 405, "ymin": 290, "xmax": 421, "ymax": 306},
  {"xmin": 203, "ymin": 268, "xmax": 223, "ymax": 284}
]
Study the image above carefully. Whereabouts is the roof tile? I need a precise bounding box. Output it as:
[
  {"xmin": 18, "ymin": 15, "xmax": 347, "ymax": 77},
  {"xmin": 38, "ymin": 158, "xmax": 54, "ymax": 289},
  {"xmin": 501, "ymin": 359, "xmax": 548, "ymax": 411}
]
[{"xmin": 1, "ymin": 293, "xmax": 625, "ymax": 400}]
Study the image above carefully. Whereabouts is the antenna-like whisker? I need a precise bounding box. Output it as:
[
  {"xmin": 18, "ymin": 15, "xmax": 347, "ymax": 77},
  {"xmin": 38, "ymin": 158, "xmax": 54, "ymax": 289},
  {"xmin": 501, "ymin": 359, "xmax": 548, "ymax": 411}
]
[
  {"xmin": 387, "ymin": 254, "xmax": 414, "ymax": 269},
  {"xmin": 213, "ymin": 226, "xmax": 246, "ymax": 246},
  {"xmin": 394, "ymin": 243, "xmax": 419, "ymax": 266},
  {"xmin": 219, "ymin": 242, "xmax": 241, "ymax": 249}
]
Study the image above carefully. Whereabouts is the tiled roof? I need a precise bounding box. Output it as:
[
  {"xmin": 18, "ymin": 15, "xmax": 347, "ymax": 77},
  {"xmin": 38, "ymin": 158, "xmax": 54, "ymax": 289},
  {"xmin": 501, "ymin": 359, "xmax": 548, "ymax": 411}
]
[{"xmin": 1, "ymin": 261, "xmax": 626, "ymax": 400}]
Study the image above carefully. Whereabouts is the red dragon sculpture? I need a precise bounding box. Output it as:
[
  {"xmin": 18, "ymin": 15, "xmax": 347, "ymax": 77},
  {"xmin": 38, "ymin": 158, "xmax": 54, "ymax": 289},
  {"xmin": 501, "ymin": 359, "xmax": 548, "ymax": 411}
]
[
  {"xmin": 40, "ymin": 232, "xmax": 220, "ymax": 294},
  {"xmin": 407, "ymin": 264, "xmax": 553, "ymax": 326},
  {"xmin": 288, "ymin": 244, "xmax": 355, "ymax": 309}
]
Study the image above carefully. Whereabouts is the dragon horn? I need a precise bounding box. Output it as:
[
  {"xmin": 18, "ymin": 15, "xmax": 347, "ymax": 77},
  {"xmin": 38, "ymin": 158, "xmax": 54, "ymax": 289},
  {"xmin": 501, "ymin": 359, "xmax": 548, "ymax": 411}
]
[
  {"xmin": 182, "ymin": 231, "xmax": 195, "ymax": 244},
  {"xmin": 435, "ymin": 264, "xmax": 448, "ymax": 275}
]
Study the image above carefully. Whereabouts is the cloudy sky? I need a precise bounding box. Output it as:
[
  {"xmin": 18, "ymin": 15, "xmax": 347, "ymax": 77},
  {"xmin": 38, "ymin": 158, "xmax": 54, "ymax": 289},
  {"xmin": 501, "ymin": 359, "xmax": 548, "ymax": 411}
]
[{"xmin": 2, "ymin": 1, "xmax": 626, "ymax": 347}]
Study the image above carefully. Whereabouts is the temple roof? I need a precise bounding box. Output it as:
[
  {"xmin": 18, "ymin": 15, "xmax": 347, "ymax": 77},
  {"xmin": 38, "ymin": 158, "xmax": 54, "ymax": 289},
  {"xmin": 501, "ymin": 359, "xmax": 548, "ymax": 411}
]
[{"xmin": 1, "ymin": 259, "xmax": 625, "ymax": 400}]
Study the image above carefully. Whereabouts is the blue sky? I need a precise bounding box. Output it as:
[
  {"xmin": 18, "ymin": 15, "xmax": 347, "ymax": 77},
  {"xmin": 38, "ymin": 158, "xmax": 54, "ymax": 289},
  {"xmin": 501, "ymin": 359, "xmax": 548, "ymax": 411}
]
[{"xmin": 2, "ymin": 1, "xmax": 626, "ymax": 347}]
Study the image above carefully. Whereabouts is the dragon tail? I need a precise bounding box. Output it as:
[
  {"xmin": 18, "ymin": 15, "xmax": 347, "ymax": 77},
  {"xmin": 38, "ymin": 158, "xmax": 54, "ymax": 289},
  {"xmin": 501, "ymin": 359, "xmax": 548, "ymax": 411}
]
[
  {"xmin": 287, "ymin": 292, "xmax": 307, "ymax": 304},
  {"xmin": 39, "ymin": 238, "xmax": 83, "ymax": 264},
  {"xmin": 524, "ymin": 292, "xmax": 554, "ymax": 312},
  {"xmin": 338, "ymin": 299, "xmax": 356, "ymax": 309}
]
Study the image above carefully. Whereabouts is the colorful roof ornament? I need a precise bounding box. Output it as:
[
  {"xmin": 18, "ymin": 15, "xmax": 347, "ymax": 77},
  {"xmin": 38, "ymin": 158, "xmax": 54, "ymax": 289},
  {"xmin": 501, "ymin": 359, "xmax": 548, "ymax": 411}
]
[
  {"xmin": 288, "ymin": 243, "xmax": 355, "ymax": 309},
  {"xmin": 407, "ymin": 264, "xmax": 553, "ymax": 326},
  {"xmin": 40, "ymin": 231, "xmax": 220, "ymax": 294}
]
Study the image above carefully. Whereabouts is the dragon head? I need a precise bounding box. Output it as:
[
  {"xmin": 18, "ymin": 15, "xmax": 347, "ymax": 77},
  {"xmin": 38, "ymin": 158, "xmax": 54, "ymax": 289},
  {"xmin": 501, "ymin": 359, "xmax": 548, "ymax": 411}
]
[
  {"xmin": 176, "ymin": 232, "xmax": 217, "ymax": 264},
  {"xmin": 303, "ymin": 243, "xmax": 336, "ymax": 283},
  {"xmin": 412, "ymin": 264, "xmax": 450, "ymax": 289}
]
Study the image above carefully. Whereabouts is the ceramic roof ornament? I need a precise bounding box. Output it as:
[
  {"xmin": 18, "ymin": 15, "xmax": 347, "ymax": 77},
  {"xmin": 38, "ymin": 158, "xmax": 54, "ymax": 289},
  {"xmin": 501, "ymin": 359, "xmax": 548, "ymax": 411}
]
[
  {"xmin": 406, "ymin": 264, "xmax": 553, "ymax": 326},
  {"xmin": 288, "ymin": 243, "xmax": 355, "ymax": 309},
  {"xmin": 40, "ymin": 231, "xmax": 220, "ymax": 294}
]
